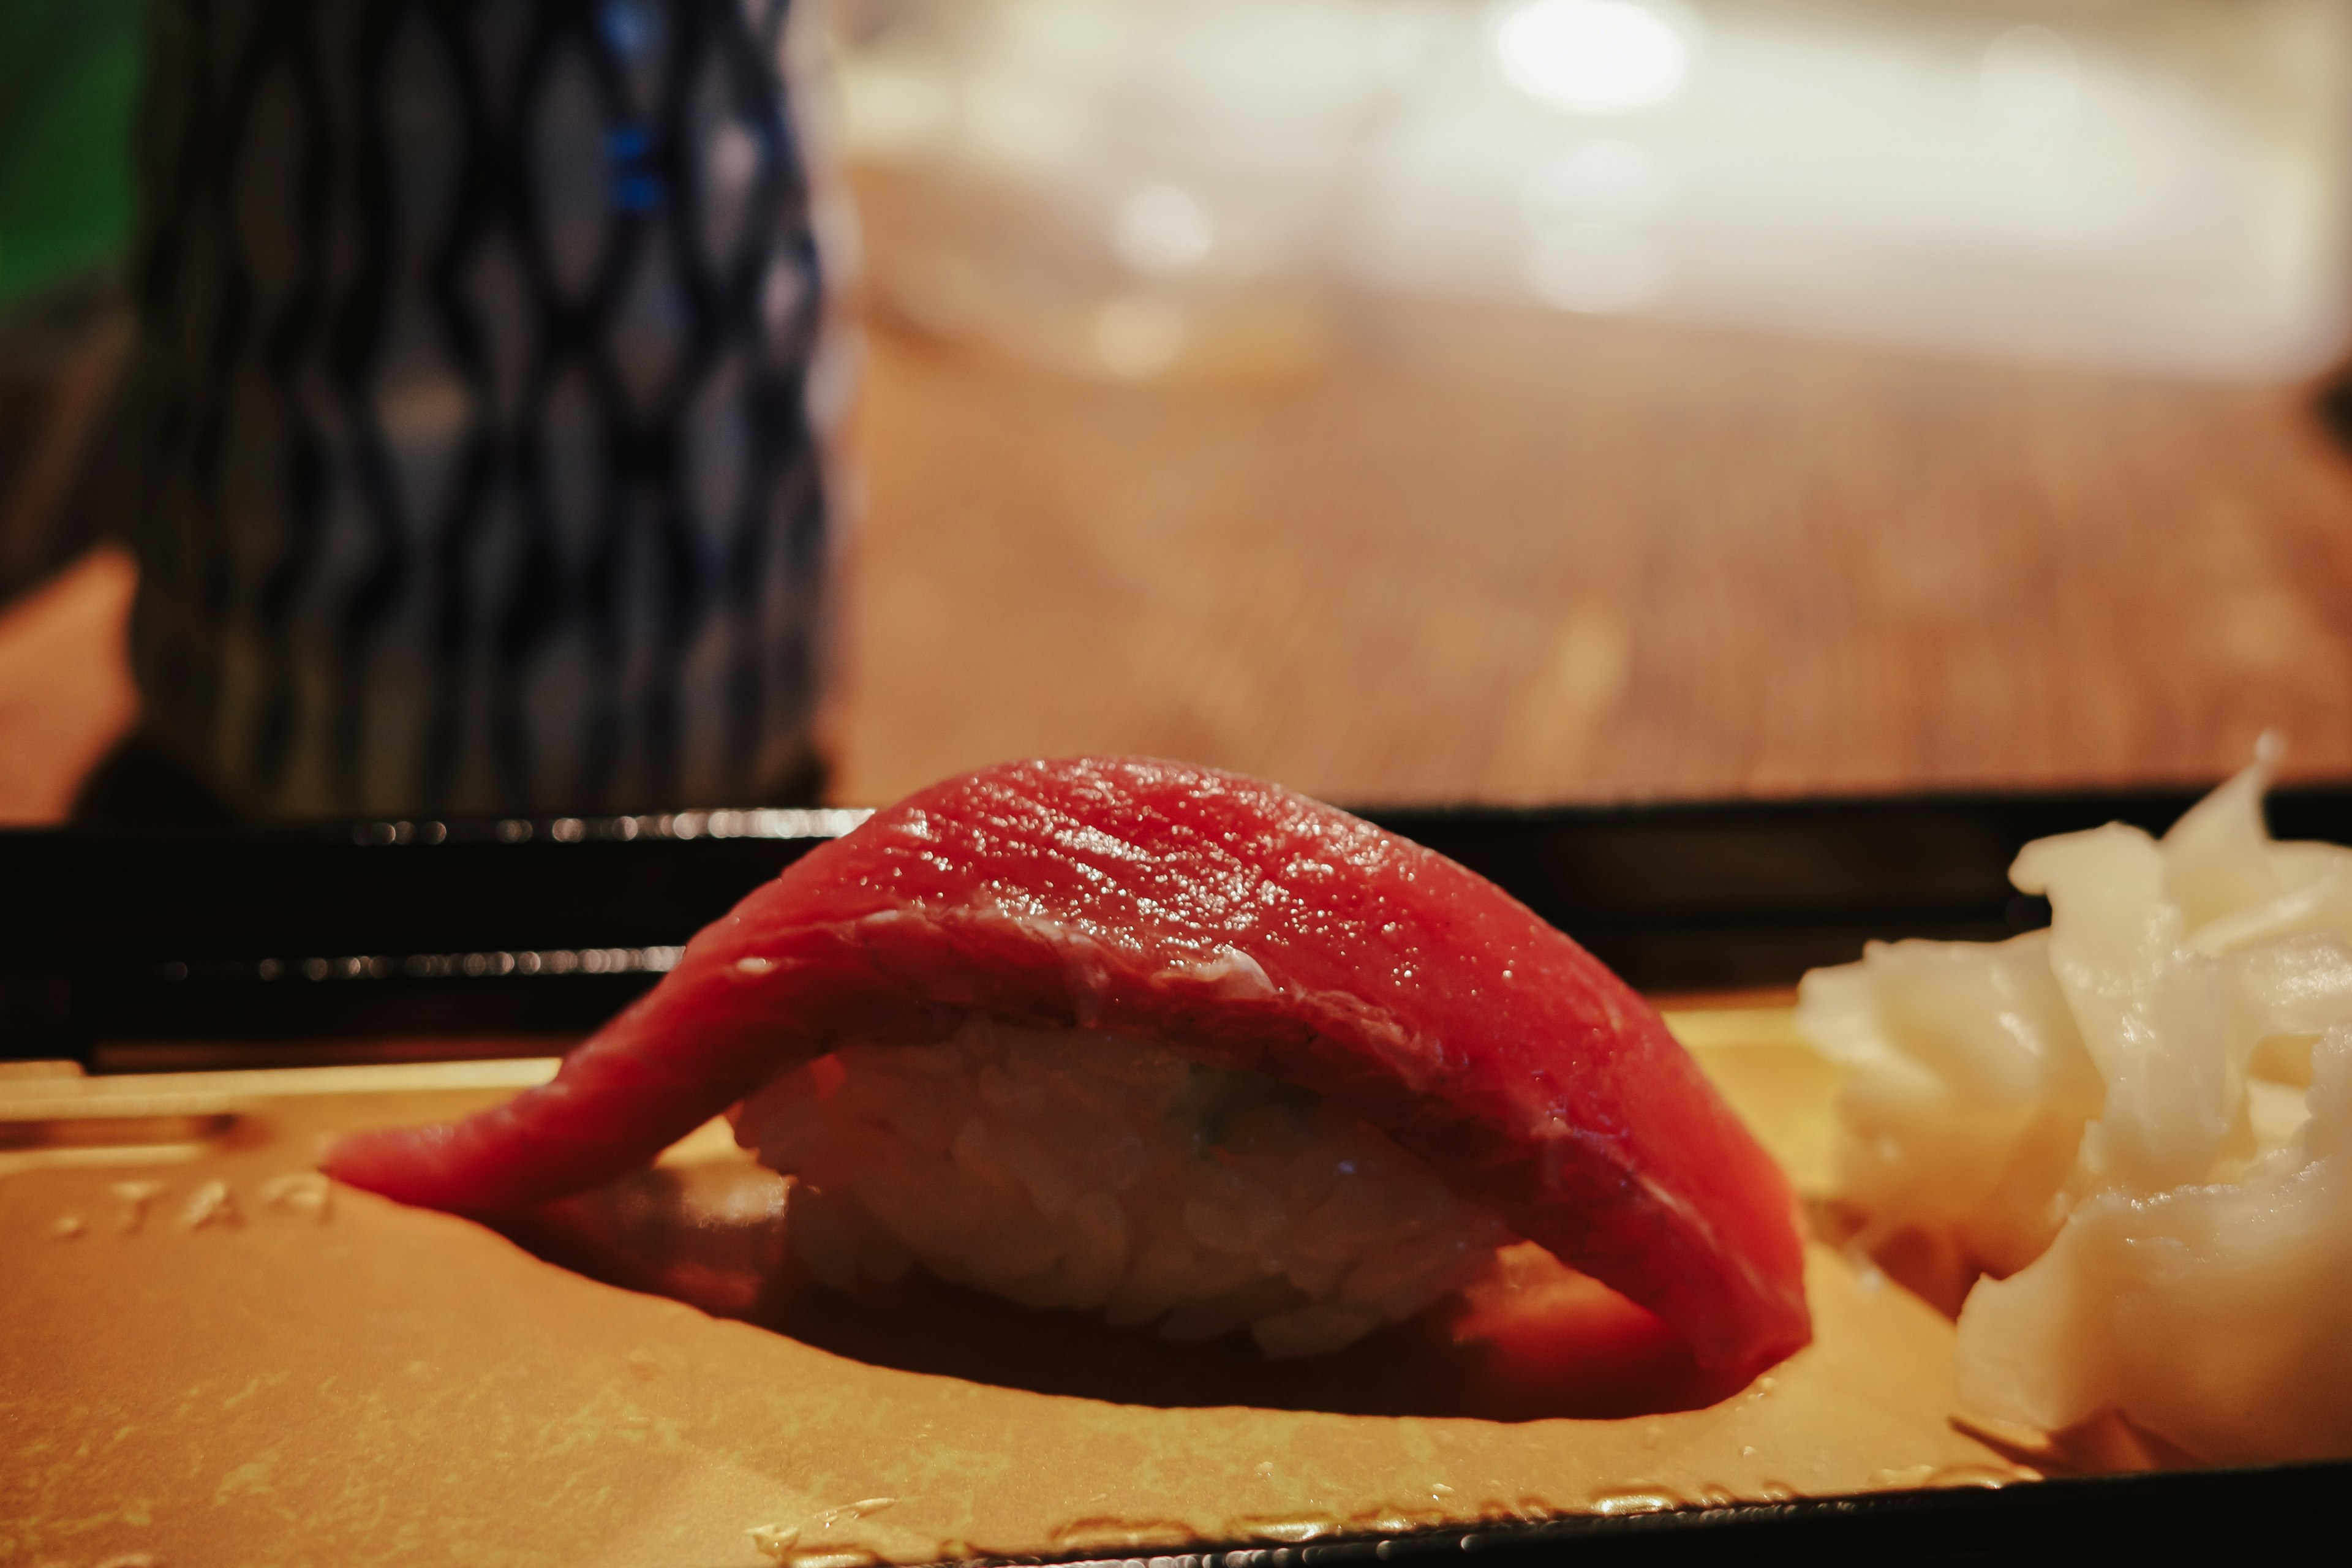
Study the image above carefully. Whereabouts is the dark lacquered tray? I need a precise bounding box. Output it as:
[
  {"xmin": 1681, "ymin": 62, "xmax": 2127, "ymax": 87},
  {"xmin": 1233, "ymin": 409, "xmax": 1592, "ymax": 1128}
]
[
  {"xmin": 4, "ymin": 783, "xmax": 2348, "ymax": 1556},
  {"xmin": 13, "ymin": 782, "xmax": 2352, "ymax": 1055},
  {"xmin": 1043, "ymin": 1454, "xmax": 2343, "ymax": 1566}
]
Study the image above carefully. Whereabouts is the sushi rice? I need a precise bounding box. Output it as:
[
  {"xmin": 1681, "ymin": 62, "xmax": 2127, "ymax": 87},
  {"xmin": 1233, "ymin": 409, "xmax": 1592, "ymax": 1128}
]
[{"xmin": 733, "ymin": 1017, "xmax": 1513, "ymax": 1357}]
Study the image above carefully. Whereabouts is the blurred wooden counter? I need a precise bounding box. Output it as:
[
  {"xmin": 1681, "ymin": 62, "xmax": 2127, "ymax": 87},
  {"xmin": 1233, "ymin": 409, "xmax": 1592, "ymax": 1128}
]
[{"xmin": 9, "ymin": 298, "xmax": 2352, "ymax": 821}]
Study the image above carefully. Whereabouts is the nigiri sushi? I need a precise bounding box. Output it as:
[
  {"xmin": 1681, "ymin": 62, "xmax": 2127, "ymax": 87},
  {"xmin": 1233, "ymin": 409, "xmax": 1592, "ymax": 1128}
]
[{"xmin": 327, "ymin": 758, "xmax": 1808, "ymax": 1390}]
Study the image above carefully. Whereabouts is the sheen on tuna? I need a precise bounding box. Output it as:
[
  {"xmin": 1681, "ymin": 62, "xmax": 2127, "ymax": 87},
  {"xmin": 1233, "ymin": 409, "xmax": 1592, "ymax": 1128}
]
[{"xmin": 325, "ymin": 757, "xmax": 1811, "ymax": 1387}]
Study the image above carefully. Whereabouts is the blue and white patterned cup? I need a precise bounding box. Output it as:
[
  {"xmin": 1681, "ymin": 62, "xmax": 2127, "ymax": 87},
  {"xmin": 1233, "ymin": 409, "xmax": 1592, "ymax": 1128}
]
[{"xmin": 124, "ymin": 0, "xmax": 850, "ymax": 816}]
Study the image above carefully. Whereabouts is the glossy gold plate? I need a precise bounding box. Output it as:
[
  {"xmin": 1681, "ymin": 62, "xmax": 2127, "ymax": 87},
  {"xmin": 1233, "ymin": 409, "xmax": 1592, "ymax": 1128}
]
[{"xmin": 0, "ymin": 1011, "xmax": 2020, "ymax": 1566}]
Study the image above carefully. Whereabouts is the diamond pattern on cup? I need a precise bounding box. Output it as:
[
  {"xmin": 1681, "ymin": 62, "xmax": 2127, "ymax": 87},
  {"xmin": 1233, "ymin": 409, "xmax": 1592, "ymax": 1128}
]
[{"xmin": 128, "ymin": 0, "xmax": 840, "ymax": 816}]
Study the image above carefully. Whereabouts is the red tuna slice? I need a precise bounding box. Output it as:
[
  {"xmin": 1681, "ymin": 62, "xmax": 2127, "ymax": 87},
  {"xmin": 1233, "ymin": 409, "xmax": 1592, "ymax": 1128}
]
[{"xmin": 325, "ymin": 757, "xmax": 1809, "ymax": 1385}]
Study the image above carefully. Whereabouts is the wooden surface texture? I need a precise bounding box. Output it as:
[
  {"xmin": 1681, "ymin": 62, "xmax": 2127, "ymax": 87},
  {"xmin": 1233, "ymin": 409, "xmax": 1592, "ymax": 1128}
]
[{"xmin": 8, "ymin": 299, "xmax": 2352, "ymax": 822}]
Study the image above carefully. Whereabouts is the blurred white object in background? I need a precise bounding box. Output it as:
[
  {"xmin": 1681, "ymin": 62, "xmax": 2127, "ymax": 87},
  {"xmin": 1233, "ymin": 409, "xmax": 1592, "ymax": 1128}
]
[
  {"xmin": 1496, "ymin": 0, "xmax": 1697, "ymax": 113},
  {"xmin": 834, "ymin": 0, "xmax": 2352, "ymax": 380},
  {"xmin": 837, "ymin": 0, "xmax": 1390, "ymax": 378}
]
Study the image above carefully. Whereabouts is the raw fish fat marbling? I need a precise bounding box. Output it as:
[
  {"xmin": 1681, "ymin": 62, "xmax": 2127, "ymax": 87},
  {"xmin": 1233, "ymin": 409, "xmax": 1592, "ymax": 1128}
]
[{"xmin": 328, "ymin": 756, "xmax": 1809, "ymax": 1384}]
